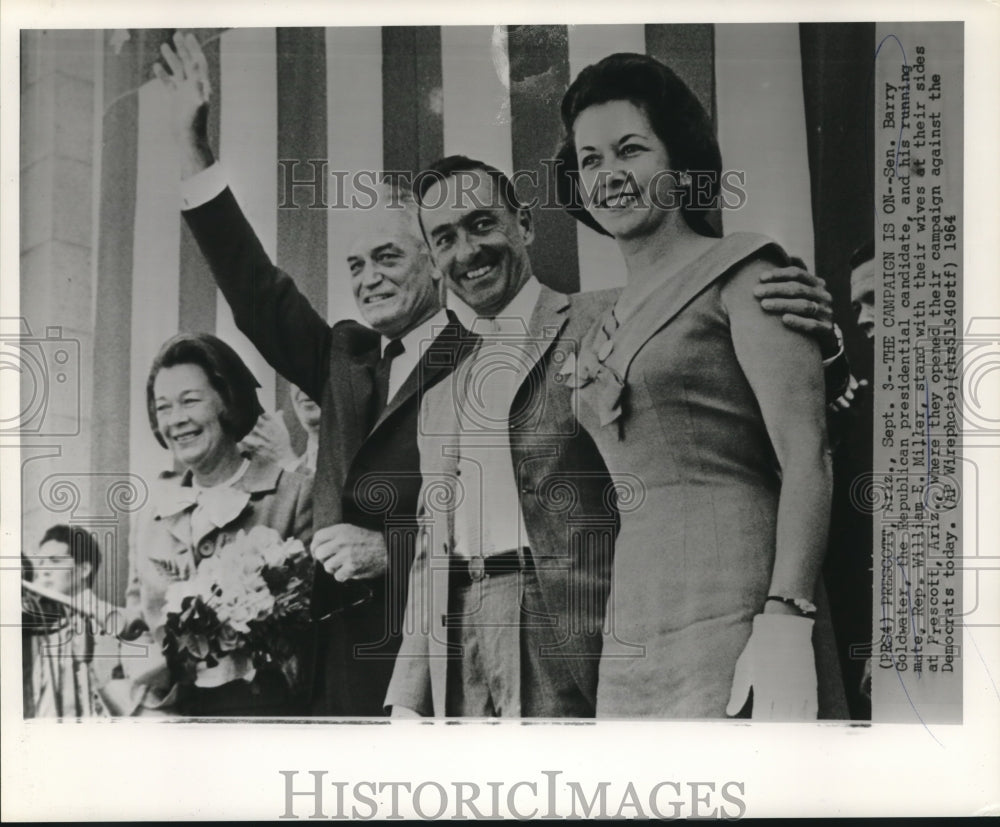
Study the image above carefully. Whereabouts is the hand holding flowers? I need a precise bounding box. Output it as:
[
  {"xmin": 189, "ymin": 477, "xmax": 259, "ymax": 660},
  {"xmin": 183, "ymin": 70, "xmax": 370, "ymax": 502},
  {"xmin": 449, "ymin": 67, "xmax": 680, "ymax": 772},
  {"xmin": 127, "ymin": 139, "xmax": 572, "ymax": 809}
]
[{"xmin": 160, "ymin": 526, "xmax": 312, "ymax": 690}]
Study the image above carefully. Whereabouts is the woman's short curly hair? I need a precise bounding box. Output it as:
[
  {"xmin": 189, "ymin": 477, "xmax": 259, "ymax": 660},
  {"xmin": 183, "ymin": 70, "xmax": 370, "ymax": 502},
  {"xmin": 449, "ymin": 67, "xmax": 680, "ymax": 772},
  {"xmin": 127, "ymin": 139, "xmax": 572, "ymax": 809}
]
[
  {"xmin": 146, "ymin": 332, "xmax": 263, "ymax": 450},
  {"xmin": 555, "ymin": 52, "xmax": 722, "ymax": 238}
]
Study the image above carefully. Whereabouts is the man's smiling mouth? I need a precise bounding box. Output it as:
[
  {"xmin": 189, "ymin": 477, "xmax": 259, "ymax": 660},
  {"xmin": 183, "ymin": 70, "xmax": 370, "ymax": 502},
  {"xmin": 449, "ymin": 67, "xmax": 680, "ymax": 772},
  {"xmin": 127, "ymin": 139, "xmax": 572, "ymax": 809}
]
[{"xmin": 463, "ymin": 263, "xmax": 494, "ymax": 281}]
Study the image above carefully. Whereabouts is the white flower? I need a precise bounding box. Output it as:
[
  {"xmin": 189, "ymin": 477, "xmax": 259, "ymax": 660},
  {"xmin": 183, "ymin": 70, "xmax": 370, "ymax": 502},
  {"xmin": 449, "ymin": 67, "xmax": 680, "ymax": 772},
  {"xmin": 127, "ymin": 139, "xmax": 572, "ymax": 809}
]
[
  {"xmin": 246, "ymin": 525, "xmax": 290, "ymax": 569},
  {"xmin": 216, "ymin": 579, "xmax": 274, "ymax": 633}
]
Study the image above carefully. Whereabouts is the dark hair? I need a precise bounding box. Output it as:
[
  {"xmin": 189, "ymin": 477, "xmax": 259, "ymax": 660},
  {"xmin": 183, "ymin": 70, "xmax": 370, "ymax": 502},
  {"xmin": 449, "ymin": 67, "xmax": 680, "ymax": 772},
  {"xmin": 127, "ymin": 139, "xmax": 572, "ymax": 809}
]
[
  {"xmin": 146, "ymin": 332, "xmax": 263, "ymax": 449},
  {"xmin": 849, "ymin": 239, "xmax": 875, "ymax": 270},
  {"xmin": 40, "ymin": 524, "xmax": 101, "ymax": 588},
  {"xmin": 555, "ymin": 52, "xmax": 722, "ymax": 238},
  {"xmin": 414, "ymin": 155, "xmax": 525, "ymax": 214}
]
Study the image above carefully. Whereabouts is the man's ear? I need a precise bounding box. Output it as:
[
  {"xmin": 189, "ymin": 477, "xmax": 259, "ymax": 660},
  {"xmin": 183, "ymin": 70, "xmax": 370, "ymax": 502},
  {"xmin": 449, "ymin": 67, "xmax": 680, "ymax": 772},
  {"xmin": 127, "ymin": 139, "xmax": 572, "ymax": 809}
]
[
  {"xmin": 433, "ymin": 268, "xmax": 448, "ymax": 306},
  {"xmin": 517, "ymin": 207, "xmax": 535, "ymax": 246}
]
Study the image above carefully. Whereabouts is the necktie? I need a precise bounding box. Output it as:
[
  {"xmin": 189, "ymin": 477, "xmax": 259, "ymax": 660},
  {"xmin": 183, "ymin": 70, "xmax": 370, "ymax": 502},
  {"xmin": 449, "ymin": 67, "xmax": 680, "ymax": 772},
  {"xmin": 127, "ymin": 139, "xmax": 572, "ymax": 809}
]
[{"xmin": 371, "ymin": 338, "xmax": 405, "ymax": 419}]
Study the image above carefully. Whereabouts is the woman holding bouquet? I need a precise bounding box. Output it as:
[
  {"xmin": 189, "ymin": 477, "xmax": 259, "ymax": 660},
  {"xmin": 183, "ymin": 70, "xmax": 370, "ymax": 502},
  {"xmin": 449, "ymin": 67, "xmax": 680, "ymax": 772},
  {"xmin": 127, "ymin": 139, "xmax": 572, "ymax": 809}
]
[{"xmin": 123, "ymin": 333, "xmax": 313, "ymax": 717}]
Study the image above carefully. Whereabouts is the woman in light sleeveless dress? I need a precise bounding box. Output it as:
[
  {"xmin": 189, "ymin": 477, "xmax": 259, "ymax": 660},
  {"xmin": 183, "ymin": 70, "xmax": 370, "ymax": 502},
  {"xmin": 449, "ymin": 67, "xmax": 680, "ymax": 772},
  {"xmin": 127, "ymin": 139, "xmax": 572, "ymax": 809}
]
[{"xmin": 555, "ymin": 53, "xmax": 846, "ymax": 719}]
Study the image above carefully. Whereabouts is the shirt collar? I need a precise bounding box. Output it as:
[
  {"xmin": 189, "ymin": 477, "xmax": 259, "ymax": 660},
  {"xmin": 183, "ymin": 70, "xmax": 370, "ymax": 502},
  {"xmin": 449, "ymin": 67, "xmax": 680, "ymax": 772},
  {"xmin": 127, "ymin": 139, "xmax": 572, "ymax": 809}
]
[
  {"xmin": 381, "ymin": 308, "xmax": 452, "ymax": 359},
  {"xmin": 449, "ymin": 276, "xmax": 541, "ymax": 336},
  {"xmin": 190, "ymin": 458, "xmax": 250, "ymax": 497},
  {"xmin": 156, "ymin": 457, "xmax": 280, "ymax": 519}
]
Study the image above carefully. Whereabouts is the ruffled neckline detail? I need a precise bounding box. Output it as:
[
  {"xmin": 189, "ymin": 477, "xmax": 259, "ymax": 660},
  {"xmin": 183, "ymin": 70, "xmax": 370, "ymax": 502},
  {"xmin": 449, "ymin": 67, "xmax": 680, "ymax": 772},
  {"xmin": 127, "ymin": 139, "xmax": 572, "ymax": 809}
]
[{"xmin": 557, "ymin": 310, "xmax": 626, "ymax": 430}]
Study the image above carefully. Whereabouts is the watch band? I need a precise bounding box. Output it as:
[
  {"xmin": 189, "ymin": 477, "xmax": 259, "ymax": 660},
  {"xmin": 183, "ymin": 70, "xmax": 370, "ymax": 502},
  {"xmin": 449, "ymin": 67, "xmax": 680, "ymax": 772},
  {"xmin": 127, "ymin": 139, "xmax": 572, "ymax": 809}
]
[{"xmin": 766, "ymin": 594, "xmax": 818, "ymax": 619}]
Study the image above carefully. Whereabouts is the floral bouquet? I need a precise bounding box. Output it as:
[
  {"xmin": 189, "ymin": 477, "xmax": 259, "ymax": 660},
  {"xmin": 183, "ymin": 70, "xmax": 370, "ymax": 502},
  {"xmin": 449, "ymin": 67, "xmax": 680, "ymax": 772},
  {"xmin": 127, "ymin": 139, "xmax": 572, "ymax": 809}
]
[{"xmin": 160, "ymin": 526, "xmax": 313, "ymax": 691}]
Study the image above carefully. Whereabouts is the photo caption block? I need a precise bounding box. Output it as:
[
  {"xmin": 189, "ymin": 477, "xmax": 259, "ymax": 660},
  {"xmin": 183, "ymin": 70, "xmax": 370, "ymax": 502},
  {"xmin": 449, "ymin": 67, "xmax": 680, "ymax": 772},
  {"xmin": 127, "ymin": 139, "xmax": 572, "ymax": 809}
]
[{"xmin": 873, "ymin": 21, "xmax": 963, "ymax": 723}]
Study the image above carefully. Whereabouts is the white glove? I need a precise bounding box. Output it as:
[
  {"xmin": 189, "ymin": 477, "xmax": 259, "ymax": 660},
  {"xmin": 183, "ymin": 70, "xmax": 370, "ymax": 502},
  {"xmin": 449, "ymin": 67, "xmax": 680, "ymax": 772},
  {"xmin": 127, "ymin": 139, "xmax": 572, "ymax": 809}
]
[
  {"xmin": 726, "ymin": 613, "xmax": 818, "ymax": 720},
  {"xmin": 390, "ymin": 704, "xmax": 423, "ymax": 718}
]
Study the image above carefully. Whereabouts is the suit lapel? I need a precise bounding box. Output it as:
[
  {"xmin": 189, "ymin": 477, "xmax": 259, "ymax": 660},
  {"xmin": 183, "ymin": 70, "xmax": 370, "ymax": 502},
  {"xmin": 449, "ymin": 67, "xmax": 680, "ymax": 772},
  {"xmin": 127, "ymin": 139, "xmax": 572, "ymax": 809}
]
[
  {"xmin": 316, "ymin": 337, "xmax": 378, "ymax": 527},
  {"xmin": 347, "ymin": 352, "xmax": 378, "ymax": 429},
  {"xmin": 522, "ymin": 286, "xmax": 570, "ymax": 382}
]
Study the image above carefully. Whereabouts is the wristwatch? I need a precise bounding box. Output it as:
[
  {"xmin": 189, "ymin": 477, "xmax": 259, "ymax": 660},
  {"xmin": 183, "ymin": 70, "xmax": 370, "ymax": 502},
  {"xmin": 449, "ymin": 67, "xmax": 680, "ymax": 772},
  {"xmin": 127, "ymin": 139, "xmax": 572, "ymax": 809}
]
[{"xmin": 766, "ymin": 594, "xmax": 818, "ymax": 619}]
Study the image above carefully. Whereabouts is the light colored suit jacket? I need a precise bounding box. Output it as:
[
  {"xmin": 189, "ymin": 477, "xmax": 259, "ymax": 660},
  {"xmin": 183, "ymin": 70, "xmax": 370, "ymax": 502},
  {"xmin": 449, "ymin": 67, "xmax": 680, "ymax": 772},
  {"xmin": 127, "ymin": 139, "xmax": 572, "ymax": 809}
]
[{"xmin": 385, "ymin": 285, "xmax": 621, "ymax": 716}]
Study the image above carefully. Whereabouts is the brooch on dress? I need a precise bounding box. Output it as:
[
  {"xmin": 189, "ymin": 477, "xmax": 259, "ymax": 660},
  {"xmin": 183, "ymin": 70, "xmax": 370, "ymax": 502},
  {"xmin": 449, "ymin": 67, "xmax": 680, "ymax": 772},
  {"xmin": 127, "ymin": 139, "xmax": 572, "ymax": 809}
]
[{"xmin": 556, "ymin": 319, "xmax": 626, "ymax": 431}]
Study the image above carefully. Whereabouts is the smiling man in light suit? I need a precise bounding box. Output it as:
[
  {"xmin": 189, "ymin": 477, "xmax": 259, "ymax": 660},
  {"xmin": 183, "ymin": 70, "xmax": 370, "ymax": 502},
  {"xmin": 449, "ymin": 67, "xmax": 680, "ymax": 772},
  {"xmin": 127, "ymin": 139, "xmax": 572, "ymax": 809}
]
[{"xmin": 386, "ymin": 157, "xmax": 620, "ymax": 717}]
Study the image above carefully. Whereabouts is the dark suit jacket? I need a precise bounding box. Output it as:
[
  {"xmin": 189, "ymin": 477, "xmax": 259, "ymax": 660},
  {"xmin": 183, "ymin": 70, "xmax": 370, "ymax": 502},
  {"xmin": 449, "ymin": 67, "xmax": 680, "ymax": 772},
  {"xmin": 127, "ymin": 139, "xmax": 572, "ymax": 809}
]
[
  {"xmin": 184, "ymin": 188, "xmax": 469, "ymax": 715},
  {"xmin": 385, "ymin": 285, "xmax": 620, "ymax": 716}
]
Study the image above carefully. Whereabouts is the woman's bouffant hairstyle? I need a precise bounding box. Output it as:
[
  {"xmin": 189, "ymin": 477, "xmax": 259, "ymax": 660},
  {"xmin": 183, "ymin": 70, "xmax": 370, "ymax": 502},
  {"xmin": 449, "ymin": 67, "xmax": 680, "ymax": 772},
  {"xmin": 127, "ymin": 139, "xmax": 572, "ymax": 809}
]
[
  {"xmin": 555, "ymin": 52, "xmax": 722, "ymax": 239},
  {"xmin": 146, "ymin": 332, "xmax": 263, "ymax": 450}
]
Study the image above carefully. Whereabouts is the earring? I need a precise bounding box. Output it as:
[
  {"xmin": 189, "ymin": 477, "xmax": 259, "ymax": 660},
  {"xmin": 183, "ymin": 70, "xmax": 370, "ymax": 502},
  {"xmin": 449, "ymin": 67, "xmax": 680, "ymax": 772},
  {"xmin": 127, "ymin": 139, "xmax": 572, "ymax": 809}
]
[{"xmin": 678, "ymin": 171, "xmax": 692, "ymax": 188}]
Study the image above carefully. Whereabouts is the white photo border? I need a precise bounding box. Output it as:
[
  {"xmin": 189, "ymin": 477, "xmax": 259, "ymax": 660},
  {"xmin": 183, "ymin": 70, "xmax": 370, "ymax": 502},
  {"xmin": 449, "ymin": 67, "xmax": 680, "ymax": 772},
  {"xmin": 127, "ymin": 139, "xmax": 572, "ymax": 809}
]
[{"xmin": 2, "ymin": 0, "xmax": 998, "ymax": 820}]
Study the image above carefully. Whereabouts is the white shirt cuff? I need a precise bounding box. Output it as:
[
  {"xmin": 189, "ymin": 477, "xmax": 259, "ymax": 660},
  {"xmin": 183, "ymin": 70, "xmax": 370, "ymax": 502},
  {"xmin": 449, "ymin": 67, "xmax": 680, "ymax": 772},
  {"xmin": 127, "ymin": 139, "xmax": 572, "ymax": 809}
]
[
  {"xmin": 821, "ymin": 324, "xmax": 845, "ymax": 368},
  {"xmin": 181, "ymin": 162, "xmax": 228, "ymax": 210}
]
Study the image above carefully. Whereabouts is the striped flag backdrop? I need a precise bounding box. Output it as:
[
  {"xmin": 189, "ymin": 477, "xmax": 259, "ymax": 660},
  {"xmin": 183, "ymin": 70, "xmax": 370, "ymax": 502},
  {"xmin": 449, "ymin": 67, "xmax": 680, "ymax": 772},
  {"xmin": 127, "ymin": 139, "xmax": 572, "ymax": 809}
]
[{"xmin": 85, "ymin": 24, "xmax": 874, "ymax": 602}]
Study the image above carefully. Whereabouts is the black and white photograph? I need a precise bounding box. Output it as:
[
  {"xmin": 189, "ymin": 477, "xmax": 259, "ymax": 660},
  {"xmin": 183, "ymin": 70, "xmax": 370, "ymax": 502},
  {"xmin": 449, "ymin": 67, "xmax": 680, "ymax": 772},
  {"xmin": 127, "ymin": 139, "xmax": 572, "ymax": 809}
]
[{"xmin": 2, "ymin": 0, "xmax": 998, "ymax": 819}]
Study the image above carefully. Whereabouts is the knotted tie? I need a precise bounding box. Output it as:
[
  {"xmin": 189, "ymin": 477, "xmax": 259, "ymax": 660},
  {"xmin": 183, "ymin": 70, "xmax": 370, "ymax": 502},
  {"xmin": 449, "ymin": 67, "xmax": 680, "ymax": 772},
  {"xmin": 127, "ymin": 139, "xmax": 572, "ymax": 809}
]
[{"xmin": 371, "ymin": 338, "xmax": 405, "ymax": 420}]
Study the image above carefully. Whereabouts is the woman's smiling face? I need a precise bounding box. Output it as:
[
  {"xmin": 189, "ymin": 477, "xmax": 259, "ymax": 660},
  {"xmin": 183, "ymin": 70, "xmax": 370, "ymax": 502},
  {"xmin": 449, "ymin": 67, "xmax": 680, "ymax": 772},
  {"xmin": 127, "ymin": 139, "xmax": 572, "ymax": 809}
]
[
  {"xmin": 153, "ymin": 362, "xmax": 233, "ymax": 477},
  {"xmin": 573, "ymin": 99, "xmax": 682, "ymax": 240}
]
